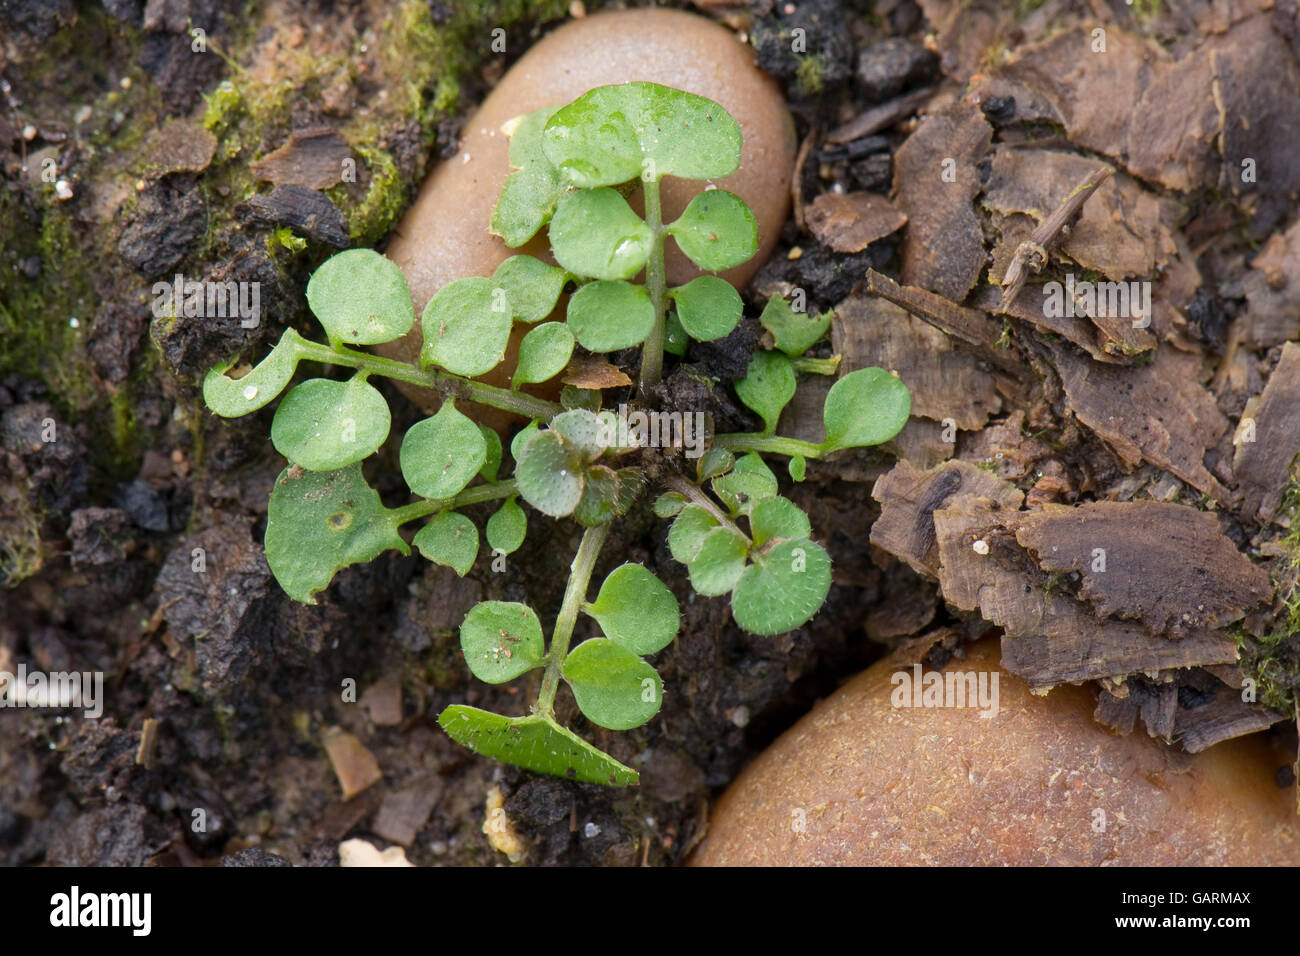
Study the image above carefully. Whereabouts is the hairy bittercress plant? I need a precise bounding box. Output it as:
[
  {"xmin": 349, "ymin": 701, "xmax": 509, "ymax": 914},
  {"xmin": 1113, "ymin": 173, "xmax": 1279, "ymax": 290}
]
[{"xmin": 203, "ymin": 82, "xmax": 911, "ymax": 786}]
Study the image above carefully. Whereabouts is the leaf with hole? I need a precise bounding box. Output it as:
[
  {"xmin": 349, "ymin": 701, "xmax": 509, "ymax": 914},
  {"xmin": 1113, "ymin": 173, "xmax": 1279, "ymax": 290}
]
[
  {"xmin": 748, "ymin": 496, "xmax": 811, "ymax": 548},
  {"xmin": 492, "ymin": 255, "xmax": 568, "ymax": 324},
  {"xmin": 420, "ymin": 277, "xmax": 512, "ymax": 376},
  {"xmin": 306, "ymin": 248, "xmax": 415, "ymax": 345},
  {"xmin": 400, "ymin": 400, "xmax": 487, "ymax": 500},
  {"xmin": 204, "ymin": 329, "xmax": 306, "ymax": 418},
  {"xmin": 438, "ymin": 706, "xmax": 638, "ymax": 785},
  {"xmin": 667, "ymin": 504, "xmax": 719, "ymax": 564},
  {"xmin": 265, "ymin": 464, "xmax": 408, "ymax": 604},
  {"xmin": 414, "ymin": 511, "xmax": 479, "ymax": 577},
  {"xmin": 562, "ymin": 638, "xmax": 663, "ymax": 730},
  {"xmin": 731, "ymin": 538, "xmax": 831, "ymax": 635},
  {"xmin": 270, "ymin": 376, "xmax": 390, "ymax": 471},
  {"xmin": 822, "ymin": 366, "xmax": 911, "ymax": 451},
  {"xmin": 549, "ymin": 188, "xmax": 652, "ymax": 281},
  {"xmin": 687, "ymin": 526, "xmax": 750, "ymax": 596},
  {"xmin": 667, "ymin": 190, "xmax": 758, "ymax": 272},
  {"xmin": 486, "ymin": 497, "xmax": 527, "ymax": 554},
  {"xmin": 668, "ymin": 275, "xmax": 743, "ymax": 342},
  {"xmin": 514, "ymin": 322, "xmax": 574, "ymax": 387},
  {"xmin": 566, "ymin": 280, "xmax": 654, "ymax": 353},
  {"xmin": 712, "ymin": 452, "xmax": 778, "ymax": 514},
  {"xmin": 735, "ymin": 350, "xmax": 795, "ymax": 436},
  {"xmin": 541, "ymin": 82, "xmax": 742, "ymax": 188},
  {"xmin": 459, "ymin": 601, "xmax": 546, "ymax": 684},
  {"xmin": 491, "ymin": 107, "xmax": 564, "ymax": 247},
  {"xmin": 585, "ymin": 563, "xmax": 680, "ymax": 655},
  {"xmin": 515, "ymin": 429, "xmax": 585, "ymax": 517},
  {"xmin": 759, "ymin": 296, "xmax": 831, "ymax": 357}
]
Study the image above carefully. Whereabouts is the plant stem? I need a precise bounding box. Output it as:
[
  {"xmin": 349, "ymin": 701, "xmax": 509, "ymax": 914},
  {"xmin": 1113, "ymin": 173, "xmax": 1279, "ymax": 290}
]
[
  {"xmin": 292, "ymin": 336, "xmax": 562, "ymax": 421},
  {"xmin": 712, "ymin": 433, "xmax": 827, "ymax": 458},
  {"xmin": 659, "ymin": 471, "xmax": 751, "ymax": 545},
  {"xmin": 389, "ymin": 479, "xmax": 518, "ymax": 526},
  {"xmin": 639, "ymin": 176, "xmax": 668, "ymax": 392},
  {"xmin": 791, "ymin": 354, "xmax": 841, "ymax": 375},
  {"xmin": 536, "ymin": 522, "xmax": 610, "ymax": 716}
]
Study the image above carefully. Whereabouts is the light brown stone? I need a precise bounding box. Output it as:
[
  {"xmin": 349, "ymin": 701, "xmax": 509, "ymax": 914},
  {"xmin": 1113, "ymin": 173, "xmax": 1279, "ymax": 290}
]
[{"xmin": 691, "ymin": 639, "xmax": 1300, "ymax": 866}]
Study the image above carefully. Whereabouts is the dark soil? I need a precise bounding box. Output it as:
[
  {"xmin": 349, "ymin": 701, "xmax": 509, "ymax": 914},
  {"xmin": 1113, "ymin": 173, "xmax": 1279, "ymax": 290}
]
[{"xmin": 2, "ymin": 0, "xmax": 1297, "ymax": 868}]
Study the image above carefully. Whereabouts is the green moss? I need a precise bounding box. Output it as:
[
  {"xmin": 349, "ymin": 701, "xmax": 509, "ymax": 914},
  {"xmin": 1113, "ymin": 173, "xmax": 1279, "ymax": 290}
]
[{"xmin": 795, "ymin": 55, "xmax": 827, "ymax": 96}]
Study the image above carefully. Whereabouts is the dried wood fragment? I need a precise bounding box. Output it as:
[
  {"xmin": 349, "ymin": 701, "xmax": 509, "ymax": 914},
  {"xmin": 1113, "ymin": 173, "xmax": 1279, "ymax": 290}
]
[
  {"xmin": 826, "ymin": 86, "xmax": 936, "ymax": 144},
  {"xmin": 871, "ymin": 459, "xmax": 1023, "ymax": 577},
  {"xmin": 806, "ymin": 191, "xmax": 906, "ymax": 253},
  {"xmin": 250, "ymin": 127, "xmax": 353, "ymax": 190},
  {"xmin": 1013, "ymin": 501, "xmax": 1272, "ymax": 636},
  {"xmin": 1048, "ymin": 340, "xmax": 1232, "ymax": 503},
  {"xmin": 322, "ymin": 727, "xmax": 383, "ymax": 800},
  {"xmin": 1233, "ymin": 341, "xmax": 1300, "ymax": 522},
  {"xmin": 1174, "ymin": 685, "xmax": 1285, "ymax": 753}
]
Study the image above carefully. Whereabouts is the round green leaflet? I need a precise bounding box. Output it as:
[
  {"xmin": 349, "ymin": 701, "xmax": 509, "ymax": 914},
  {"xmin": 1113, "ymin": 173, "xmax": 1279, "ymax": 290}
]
[
  {"xmin": 562, "ymin": 638, "xmax": 663, "ymax": 731},
  {"xmin": 270, "ymin": 376, "xmax": 390, "ymax": 471},
  {"xmin": 265, "ymin": 464, "xmax": 409, "ymax": 605},
  {"xmin": 822, "ymin": 367, "xmax": 912, "ymax": 451},
  {"xmin": 585, "ymin": 564, "xmax": 680, "ymax": 655},
  {"xmin": 788, "ymin": 454, "xmax": 808, "ymax": 482},
  {"xmin": 668, "ymin": 275, "xmax": 743, "ymax": 341},
  {"xmin": 514, "ymin": 323, "xmax": 577, "ymax": 387},
  {"xmin": 492, "ymin": 255, "xmax": 569, "ymax": 323},
  {"xmin": 731, "ymin": 538, "xmax": 832, "ymax": 635},
  {"xmin": 653, "ymin": 492, "xmax": 688, "ymax": 519},
  {"xmin": 712, "ymin": 452, "xmax": 779, "ymax": 514},
  {"xmin": 549, "ymin": 188, "xmax": 652, "ymax": 281},
  {"xmin": 491, "ymin": 107, "xmax": 564, "ymax": 247},
  {"xmin": 667, "ymin": 190, "xmax": 758, "ymax": 272},
  {"xmin": 574, "ymin": 464, "xmax": 621, "ymax": 528},
  {"xmin": 459, "ymin": 601, "xmax": 546, "ymax": 684},
  {"xmin": 760, "ymin": 296, "xmax": 831, "ymax": 357},
  {"xmin": 399, "ymin": 400, "xmax": 487, "ymax": 500},
  {"xmin": 306, "ymin": 249, "xmax": 415, "ymax": 345},
  {"xmin": 687, "ymin": 526, "xmax": 749, "ymax": 597},
  {"xmin": 697, "ymin": 447, "xmax": 736, "ymax": 482},
  {"xmin": 735, "ymin": 350, "xmax": 796, "ymax": 436},
  {"xmin": 549, "ymin": 408, "xmax": 610, "ymax": 462},
  {"xmin": 486, "ymin": 497, "xmax": 527, "ymax": 554},
  {"xmin": 515, "ymin": 429, "xmax": 585, "ymax": 517},
  {"xmin": 566, "ymin": 280, "xmax": 655, "ymax": 352},
  {"xmin": 667, "ymin": 504, "xmax": 719, "ymax": 564},
  {"xmin": 510, "ymin": 420, "xmax": 541, "ymax": 464},
  {"xmin": 413, "ymin": 511, "xmax": 479, "ymax": 577},
  {"xmin": 541, "ymin": 82, "xmax": 742, "ymax": 188},
  {"xmin": 748, "ymin": 496, "xmax": 811, "ymax": 548},
  {"xmin": 203, "ymin": 329, "xmax": 305, "ymax": 418},
  {"xmin": 420, "ymin": 277, "xmax": 512, "ymax": 377},
  {"xmin": 479, "ymin": 425, "xmax": 503, "ymax": 482}
]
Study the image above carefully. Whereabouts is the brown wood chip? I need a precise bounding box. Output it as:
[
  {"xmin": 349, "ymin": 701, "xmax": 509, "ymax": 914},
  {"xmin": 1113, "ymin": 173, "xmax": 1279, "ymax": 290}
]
[
  {"xmin": 834, "ymin": 295, "xmax": 999, "ymax": 430},
  {"xmin": 144, "ymin": 120, "xmax": 217, "ymax": 177},
  {"xmin": 360, "ymin": 674, "xmax": 403, "ymax": 727},
  {"xmin": 932, "ymin": 500, "xmax": 1238, "ymax": 691},
  {"xmin": 322, "ymin": 727, "xmax": 383, "ymax": 800},
  {"xmin": 371, "ymin": 781, "xmax": 443, "ymax": 847},
  {"xmin": 892, "ymin": 100, "xmax": 991, "ymax": 302},
  {"xmin": 250, "ymin": 127, "xmax": 354, "ymax": 190},
  {"xmin": 1013, "ymin": 501, "xmax": 1272, "ymax": 636},
  {"xmin": 1233, "ymin": 341, "xmax": 1300, "ymax": 522},
  {"xmin": 805, "ymin": 191, "xmax": 906, "ymax": 253},
  {"xmin": 870, "ymin": 459, "xmax": 1023, "ymax": 577},
  {"xmin": 1173, "ymin": 684, "xmax": 1285, "ymax": 753},
  {"xmin": 1048, "ymin": 341, "xmax": 1232, "ymax": 503}
]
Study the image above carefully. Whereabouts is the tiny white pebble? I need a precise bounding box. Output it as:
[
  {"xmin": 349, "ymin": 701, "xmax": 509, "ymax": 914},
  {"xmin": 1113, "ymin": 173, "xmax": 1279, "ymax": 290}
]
[
  {"xmin": 22, "ymin": 124, "xmax": 37, "ymax": 141},
  {"xmin": 68, "ymin": 317, "xmax": 80, "ymax": 328},
  {"xmin": 74, "ymin": 105, "xmax": 92, "ymax": 124},
  {"xmin": 583, "ymin": 822, "xmax": 600, "ymax": 838},
  {"xmin": 972, "ymin": 539, "xmax": 990, "ymax": 555},
  {"xmin": 730, "ymin": 705, "xmax": 750, "ymax": 728},
  {"xmin": 55, "ymin": 180, "xmax": 74, "ymax": 200},
  {"xmin": 119, "ymin": 77, "xmax": 131, "ymax": 89}
]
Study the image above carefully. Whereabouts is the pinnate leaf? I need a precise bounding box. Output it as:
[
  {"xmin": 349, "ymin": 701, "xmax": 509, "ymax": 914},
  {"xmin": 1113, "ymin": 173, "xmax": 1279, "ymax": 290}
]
[
  {"xmin": 306, "ymin": 249, "xmax": 415, "ymax": 345},
  {"xmin": 400, "ymin": 400, "xmax": 487, "ymax": 500},
  {"xmin": 822, "ymin": 367, "xmax": 911, "ymax": 451},
  {"xmin": 562, "ymin": 638, "xmax": 663, "ymax": 730},
  {"xmin": 667, "ymin": 190, "xmax": 758, "ymax": 272},
  {"xmin": 413, "ymin": 511, "xmax": 479, "ymax": 577},
  {"xmin": 585, "ymin": 564, "xmax": 680, "ymax": 655},
  {"xmin": 271, "ymin": 376, "xmax": 390, "ymax": 470},
  {"xmin": 459, "ymin": 601, "xmax": 545, "ymax": 683}
]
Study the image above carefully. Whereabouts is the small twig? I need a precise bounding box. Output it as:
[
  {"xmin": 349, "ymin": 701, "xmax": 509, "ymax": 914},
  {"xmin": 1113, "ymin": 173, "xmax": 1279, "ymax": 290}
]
[
  {"xmin": 998, "ymin": 165, "xmax": 1112, "ymax": 313},
  {"xmin": 791, "ymin": 125, "xmax": 819, "ymax": 234},
  {"xmin": 826, "ymin": 86, "xmax": 936, "ymax": 144}
]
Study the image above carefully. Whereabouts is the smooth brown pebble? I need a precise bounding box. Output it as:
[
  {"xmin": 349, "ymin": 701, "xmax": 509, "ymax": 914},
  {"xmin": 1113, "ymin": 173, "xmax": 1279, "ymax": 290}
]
[
  {"xmin": 379, "ymin": 7, "xmax": 796, "ymax": 415},
  {"xmin": 690, "ymin": 639, "xmax": 1300, "ymax": 866}
]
